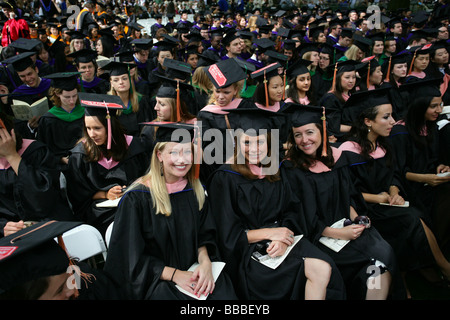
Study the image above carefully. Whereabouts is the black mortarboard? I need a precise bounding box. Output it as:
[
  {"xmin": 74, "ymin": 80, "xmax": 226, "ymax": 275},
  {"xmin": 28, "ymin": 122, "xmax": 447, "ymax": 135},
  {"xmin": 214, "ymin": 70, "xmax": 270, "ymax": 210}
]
[
  {"xmin": 309, "ymin": 25, "xmax": 325, "ymax": 39},
  {"xmin": 400, "ymin": 78, "xmax": 443, "ymax": 99},
  {"xmin": 186, "ymin": 32, "xmax": 204, "ymax": 43},
  {"xmin": 183, "ymin": 44, "xmax": 199, "ymax": 57},
  {"xmin": 156, "ymin": 75, "xmax": 194, "ymax": 99},
  {"xmin": 115, "ymin": 50, "xmax": 134, "ymax": 63},
  {"xmin": 0, "ymin": 0, "xmax": 16, "ymax": 9},
  {"xmin": 430, "ymin": 39, "xmax": 449, "ymax": 56},
  {"xmin": 411, "ymin": 13, "xmax": 429, "ymax": 27},
  {"xmin": 265, "ymin": 50, "xmax": 288, "ymax": 66},
  {"xmin": 335, "ymin": 59, "xmax": 359, "ymax": 73},
  {"xmin": 44, "ymin": 72, "xmax": 80, "ymax": 91},
  {"xmin": 273, "ymin": 10, "xmax": 286, "ymax": 18},
  {"xmin": 67, "ymin": 30, "xmax": 87, "ymax": 40},
  {"xmin": 282, "ymin": 103, "xmax": 333, "ymax": 129},
  {"xmin": 238, "ymin": 30, "xmax": 254, "ymax": 41},
  {"xmin": 131, "ymin": 38, "xmax": 153, "ymax": 51},
  {"xmin": 352, "ymin": 35, "xmax": 372, "ymax": 54},
  {"xmin": 343, "ymin": 86, "xmax": 392, "ymax": 124},
  {"xmin": 163, "ymin": 59, "xmax": 192, "ymax": 80},
  {"xmin": 409, "ymin": 29, "xmax": 428, "ymax": 43},
  {"xmin": 206, "ymin": 58, "xmax": 247, "ymax": 88},
  {"xmin": 282, "ymin": 39, "xmax": 298, "ymax": 51},
  {"xmin": 258, "ymin": 24, "xmax": 274, "ymax": 35},
  {"xmin": 250, "ymin": 62, "xmax": 282, "ymax": 82},
  {"xmin": 356, "ymin": 55, "xmax": 380, "ymax": 77},
  {"xmin": 101, "ymin": 60, "xmax": 136, "ymax": 76},
  {"xmin": 298, "ymin": 42, "xmax": 320, "ymax": 57},
  {"xmin": 254, "ymin": 38, "xmax": 275, "ymax": 53},
  {"xmin": 141, "ymin": 121, "xmax": 195, "ymax": 143},
  {"xmin": 340, "ymin": 27, "xmax": 354, "ymax": 39},
  {"xmin": 224, "ymin": 107, "xmax": 286, "ymax": 132},
  {"xmin": 233, "ymin": 57, "xmax": 256, "ymax": 73},
  {"xmin": 286, "ymin": 59, "xmax": 313, "ymax": 79},
  {"xmin": 129, "ymin": 22, "xmax": 144, "ymax": 31},
  {"xmin": 9, "ymin": 38, "xmax": 41, "ymax": 53},
  {"xmin": 154, "ymin": 39, "xmax": 178, "ymax": 52},
  {"xmin": 0, "ymin": 221, "xmax": 82, "ymax": 295},
  {"xmin": 222, "ymin": 28, "xmax": 240, "ymax": 46},
  {"xmin": 197, "ymin": 53, "xmax": 220, "ymax": 67},
  {"xmin": 2, "ymin": 51, "xmax": 35, "ymax": 72},
  {"xmin": 67, "ymin": 48, "xmax": 98, "ymax": 64}
]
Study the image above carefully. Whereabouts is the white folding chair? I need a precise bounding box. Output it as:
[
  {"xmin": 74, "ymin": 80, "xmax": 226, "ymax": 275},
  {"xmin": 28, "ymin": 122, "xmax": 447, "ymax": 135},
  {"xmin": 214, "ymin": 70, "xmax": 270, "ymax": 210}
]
[
  {"xmin": 105, "ymin": 221, "xmax": 114, "ymax": 248},
  {"xmin": 56, "ymin": 224, "xmax": 107, "ymax": 262}
]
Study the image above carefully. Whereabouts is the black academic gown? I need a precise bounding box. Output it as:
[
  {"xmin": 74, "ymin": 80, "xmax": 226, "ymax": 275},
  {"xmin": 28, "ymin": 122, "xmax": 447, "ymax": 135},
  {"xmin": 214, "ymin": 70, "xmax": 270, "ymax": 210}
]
[
  {"xmin": 0, "ymin": 139, "xmax": 74, "ymax": 236},
  {"xmin": 79, "ymin": 77, "xmax": 110, "ymax": 94},
  {"xmin": 65, "ymin": 136, "xmax": 150, "ymax": 237},
  {"xmin": 117, "ymin": 94, "xmax": 154, "ymax": 138},
  {"xmin": 339, "ymin": 141, "xmax": 436, "ymax": 273},
  {"xmin": 103, "ymin": 182, "xmax": 238, "ymax": 300},
  {"xmin": 206, "ymin": 164, "xmax": 347, "ymax": 300},
  {"xmin": 282, "ymin": 151, "xmax": 405, "ymax": 300},
  {"xmin": 388, "ymin": 123, "xmax": 447, "ymax": 223},
  {"xmin": 36, "ymin": 106, "xmax": 85, "ymax": 164},
  {"xmin": 388, "ymin": 82, "xmax": 410, "ymax": 121},
  {"xmin": 319, "ymin": 92, "xmax": 346, "ymax": 140},
  {"xmin": 196, "ymin": 98, "xmax": 258, "ymax": 183}
]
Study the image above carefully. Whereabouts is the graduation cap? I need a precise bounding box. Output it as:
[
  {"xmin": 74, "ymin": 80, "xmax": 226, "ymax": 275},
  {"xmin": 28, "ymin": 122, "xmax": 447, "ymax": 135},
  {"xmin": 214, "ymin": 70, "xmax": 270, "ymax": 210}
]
[
  {"xmin": 407, "ymin": 43, "xmax": 432, "ymax": 75},
  {"xmin": 282, "ymin": 39, "xmax": 298, "ymax": 51},
  {"xmin": 309, "ymin": 25, "xmax": 325, "ymax": 39},
  {"xmin": 115, "ymin": 50, "xmax": 134, "ymax": 63},
  {"xmin": 186, "ymin": 32, "xmax": 204, "ymax": 43},
  {"xmin": 197, "ymin": 53, "xmax": 220, "ymax": 67},
  {"xmin": 340, "ymin": 28, "xmax": 354, "ymax": 39},
  {"xmin": 0, "ymin": 0, "xmax": 16, "ymax": 9},
  {"xmin": 79, "ymin": 92, "xmax": 125, "ymax": 149},
  {"xmin": 298, "ymin": 42, "xmax": 320, "ymax": 57},
  {"xmin": 400, "ymin": 78, "xmax": 442, "ymax": 100},
  {"xmin": 382, "ymin": 52, "xmax": 411, "ymax": 82},
  {"xmin": 281, "ymin": 103, "xmax": 331, "ymax": 156},
  {"xmin": 9, "ymin": 38, "xmax": 41, "ymax": 53},
  {"xmin": 265, "ymin": 50, "xmax": 288, "ymax": 66},
  {"xmin": 183, "ymin": 44, "xmax": 199, "ymax": 59},
  {"xmin": 67, "ymin": 30, "xmax": 87, "ymax": 40},
  {"xmin": 1, "ymin": 51, "xmax": 35, "ymax": 72},
  {"xmin": 258, "ymin": 24, "xmax": 274, "ymax": 35},
  {"xmin": 352, "ymin": 35, "xmax": 372, "ymax": 55},
  {"xmin": 286, "ymin": 59, "xmax": 313, "ymax": 79},
  {"xmin": 356, "ymin": 55, "xmax": 381, "ymax": 88},
  {"xmin": 206, "ymin": 58, "xmax": 247, "ymax": 89},
  {"xmin": 329, "ymin": 59, "xmax": 359, "ymax": 91},
  {"xmin": 251, "ymin": 62, "xmax": 282, "ymax": 107},
  {"xmin": 0, "ymin": 220, "xmax": 83, "ymax": 296},
  {"xmin": 254, "ymin": 38, "xmax": 275, "ymax": 53},
  {"xmin": 225, "ymin": 106, "xmax": 287, "ymax": 133},
  {"xmin": 233, "ymin": 57, "xmax": 256, "ymax": 73},
  {"xmin": 131, "ymin": 38, "xmax": 153, "ymax": 51},
  {"xmin": 222, "ymin": 28, "xmax": 240, "ymax": 46},
  {"xmin": 44, "ymin": 72, "xmax": 80, "ymax": 91},
  {"xmin": 67, "ymin": 48, "xmax": 98, "ymax": 64},
  {"xmin": 163, "ymin": 59, "xmax": 192, "ymax": 81},
  {"xmin": 140, "ymin": 121, "xmax": 196, "ymax": 143},
  {"xmin": 129, "ymin": 22, "xmax": 144, "ymax": 31},
  {"xmin": 409, "ymin": 29, "xmax": 428, "ymax": 43},
  {"xmin": 101, "ymin": 60, "xmax": 136, "ymax": 76},
  {"xmin": 153, "ymin": 39, "xmax": 178, "ymax": 52},
  {"xmin": 238, "ymin": 30, "xmax": 254, "ymax": 41}
]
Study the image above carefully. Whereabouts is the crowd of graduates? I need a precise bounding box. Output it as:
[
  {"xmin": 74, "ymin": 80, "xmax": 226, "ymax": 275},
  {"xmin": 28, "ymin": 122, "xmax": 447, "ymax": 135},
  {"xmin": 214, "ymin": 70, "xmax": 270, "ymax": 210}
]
[{"xmin": 0, "ymin": 0, "xmax": 450, "ymax": 302}]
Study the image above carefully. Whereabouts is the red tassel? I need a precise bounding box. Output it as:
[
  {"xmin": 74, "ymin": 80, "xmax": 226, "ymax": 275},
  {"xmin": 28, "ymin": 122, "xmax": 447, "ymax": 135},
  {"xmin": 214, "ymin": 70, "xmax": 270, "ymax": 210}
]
[{"xmin": 321, "ymin": 107, "xmax": 327, "ymax": 157}]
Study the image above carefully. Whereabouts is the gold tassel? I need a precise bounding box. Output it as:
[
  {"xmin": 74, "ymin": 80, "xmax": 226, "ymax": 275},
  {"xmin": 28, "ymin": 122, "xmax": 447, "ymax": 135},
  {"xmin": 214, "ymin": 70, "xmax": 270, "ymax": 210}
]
[
  {"xmin": 176, "ymin": 80, "xmax": 181, "ymax": 122},
  {"xmin": 321, "ymin": 106, "xmax": 327, "ymax": 157},
  {"xmin": 264, "ymin": 70, "xmax": 269, "ymax": 108},
  {"xmin": 330, "ymin": 63, "xmax": 338, "ymax": 92}
]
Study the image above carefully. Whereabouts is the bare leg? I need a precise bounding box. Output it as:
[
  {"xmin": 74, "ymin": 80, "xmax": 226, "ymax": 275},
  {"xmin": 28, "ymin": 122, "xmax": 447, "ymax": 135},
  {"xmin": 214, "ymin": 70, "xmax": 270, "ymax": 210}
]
[
  {"xmin": 304, "ymin": 258, "xmax": 331, "ymax": 300},
  {"xmin": 366, "ymin": 271, "xmax": 391, "ymax": 300},
  {"xmin": 420, "ymin": 219, "xmax": 450, "ymax": 278}
]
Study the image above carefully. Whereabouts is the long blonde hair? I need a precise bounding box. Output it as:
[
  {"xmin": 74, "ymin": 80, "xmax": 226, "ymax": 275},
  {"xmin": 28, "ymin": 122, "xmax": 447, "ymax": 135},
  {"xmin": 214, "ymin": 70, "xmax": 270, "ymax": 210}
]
[{"xmin": 128, "ymin": 141, "xmax": 205, "ymax": 216}]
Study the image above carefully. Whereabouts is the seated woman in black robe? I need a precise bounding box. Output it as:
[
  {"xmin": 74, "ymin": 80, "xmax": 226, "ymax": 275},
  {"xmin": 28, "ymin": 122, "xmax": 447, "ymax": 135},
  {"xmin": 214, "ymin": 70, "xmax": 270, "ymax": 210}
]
[
  {"xmin": 388, "ymin": 80, "xmax": 450, "ymax": 267},
  {"xmin": 340, "ymin": 88, "xmax": 450, "ymax": 297},
  {"xmin": 319, "ymin": 60, "xmax": 359, "ymax": 142},
  {"xmin": 103, "ymin": 61, "xmax": 153, "ymax": 137},
  {"xmin": 0, "ymin": 112, "xmax": 74, "ymax": 238},
  {"xmin": 404, "ymin": 44, "xmax": 432, "ymax": 83},
  {"xmin": 284, "ymin": 59, "xmax": 317, "ymax": 106},
  {"xmin": 197, "ymin": 58, "xmax": 257, "ymax": 183},
  {"xmin": 64, "ymin": 93, "xmax": 150, "ymax": 237},
  {"xmin": 36, "ymin": 73, "xmax": 85, "ymax": 167},
  {"xmin": 104, "ymin": 122, "xmax": 238, "ymax": 300},
  {"xmin": 207, "ymin": 107, "xmax": 347, "ymax": 300},
  {"xmin": 282, "ymin": 104, "xmax": 404, "ymax": 300}
]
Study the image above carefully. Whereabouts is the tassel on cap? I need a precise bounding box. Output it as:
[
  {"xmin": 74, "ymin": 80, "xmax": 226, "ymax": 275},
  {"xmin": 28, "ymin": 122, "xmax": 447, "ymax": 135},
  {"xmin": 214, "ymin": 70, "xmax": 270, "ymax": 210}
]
[
  {"xmin": 330, "ymin": 62, "xmax": 338, "ymax": 92},
  {"xmin": 385, "ymin": 56, "xmax": 392, "ymax": 82},
  {"xmin": 321, "ymin": 106, "xmax": 327, "ymax": 157},
  {"xmin": 264, "ymin": 69, "xmax": 269, "ymax": 108},
  {"xmin": 176, "ymin": 80, "xmax": 181, "ymax": 122}
]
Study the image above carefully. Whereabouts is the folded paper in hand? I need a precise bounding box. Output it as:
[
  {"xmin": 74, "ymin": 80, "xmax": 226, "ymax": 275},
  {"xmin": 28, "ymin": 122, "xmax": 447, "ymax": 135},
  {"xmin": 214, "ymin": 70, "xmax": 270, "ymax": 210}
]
[{"xmin": 251, "ymin": 235, "xmax": 303, "ymax": 269}]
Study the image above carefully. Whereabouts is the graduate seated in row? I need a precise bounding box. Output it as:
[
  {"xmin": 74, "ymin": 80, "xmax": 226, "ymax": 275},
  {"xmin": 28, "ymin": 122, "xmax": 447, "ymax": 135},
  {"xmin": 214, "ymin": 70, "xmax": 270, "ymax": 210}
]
[
  {"xmin": 105, "ymin": 122, "xmax": 238, "ymax": 300},
  {"xmin": 0, "ymin": 112, "xmax": 74, "ymax": 238},
  {"xmin": 64, "ymin": 93, "xmax": 150, "ymax": 237}
]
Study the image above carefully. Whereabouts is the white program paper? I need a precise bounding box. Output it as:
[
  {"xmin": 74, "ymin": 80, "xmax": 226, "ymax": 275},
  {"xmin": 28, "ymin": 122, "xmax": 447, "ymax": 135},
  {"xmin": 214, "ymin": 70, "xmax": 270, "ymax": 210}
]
[
  {"xmin": 318, "ymin": 218, "xmax": 350, "ymax": 253},
  {"xmin": 251, "ymin": 235, "xmax": 303, "ymax": 269}
]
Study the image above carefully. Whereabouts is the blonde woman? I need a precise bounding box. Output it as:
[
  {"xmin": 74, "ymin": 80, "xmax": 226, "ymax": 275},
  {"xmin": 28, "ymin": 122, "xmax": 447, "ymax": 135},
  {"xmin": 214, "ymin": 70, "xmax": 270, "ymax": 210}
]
[
  {"xmin": 104, "ymin": 61, "xmax": 153, "ymax": 137},
  {"xmin": 104, "ymin": 122, "xmax": 238, "ymax": 300}
]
